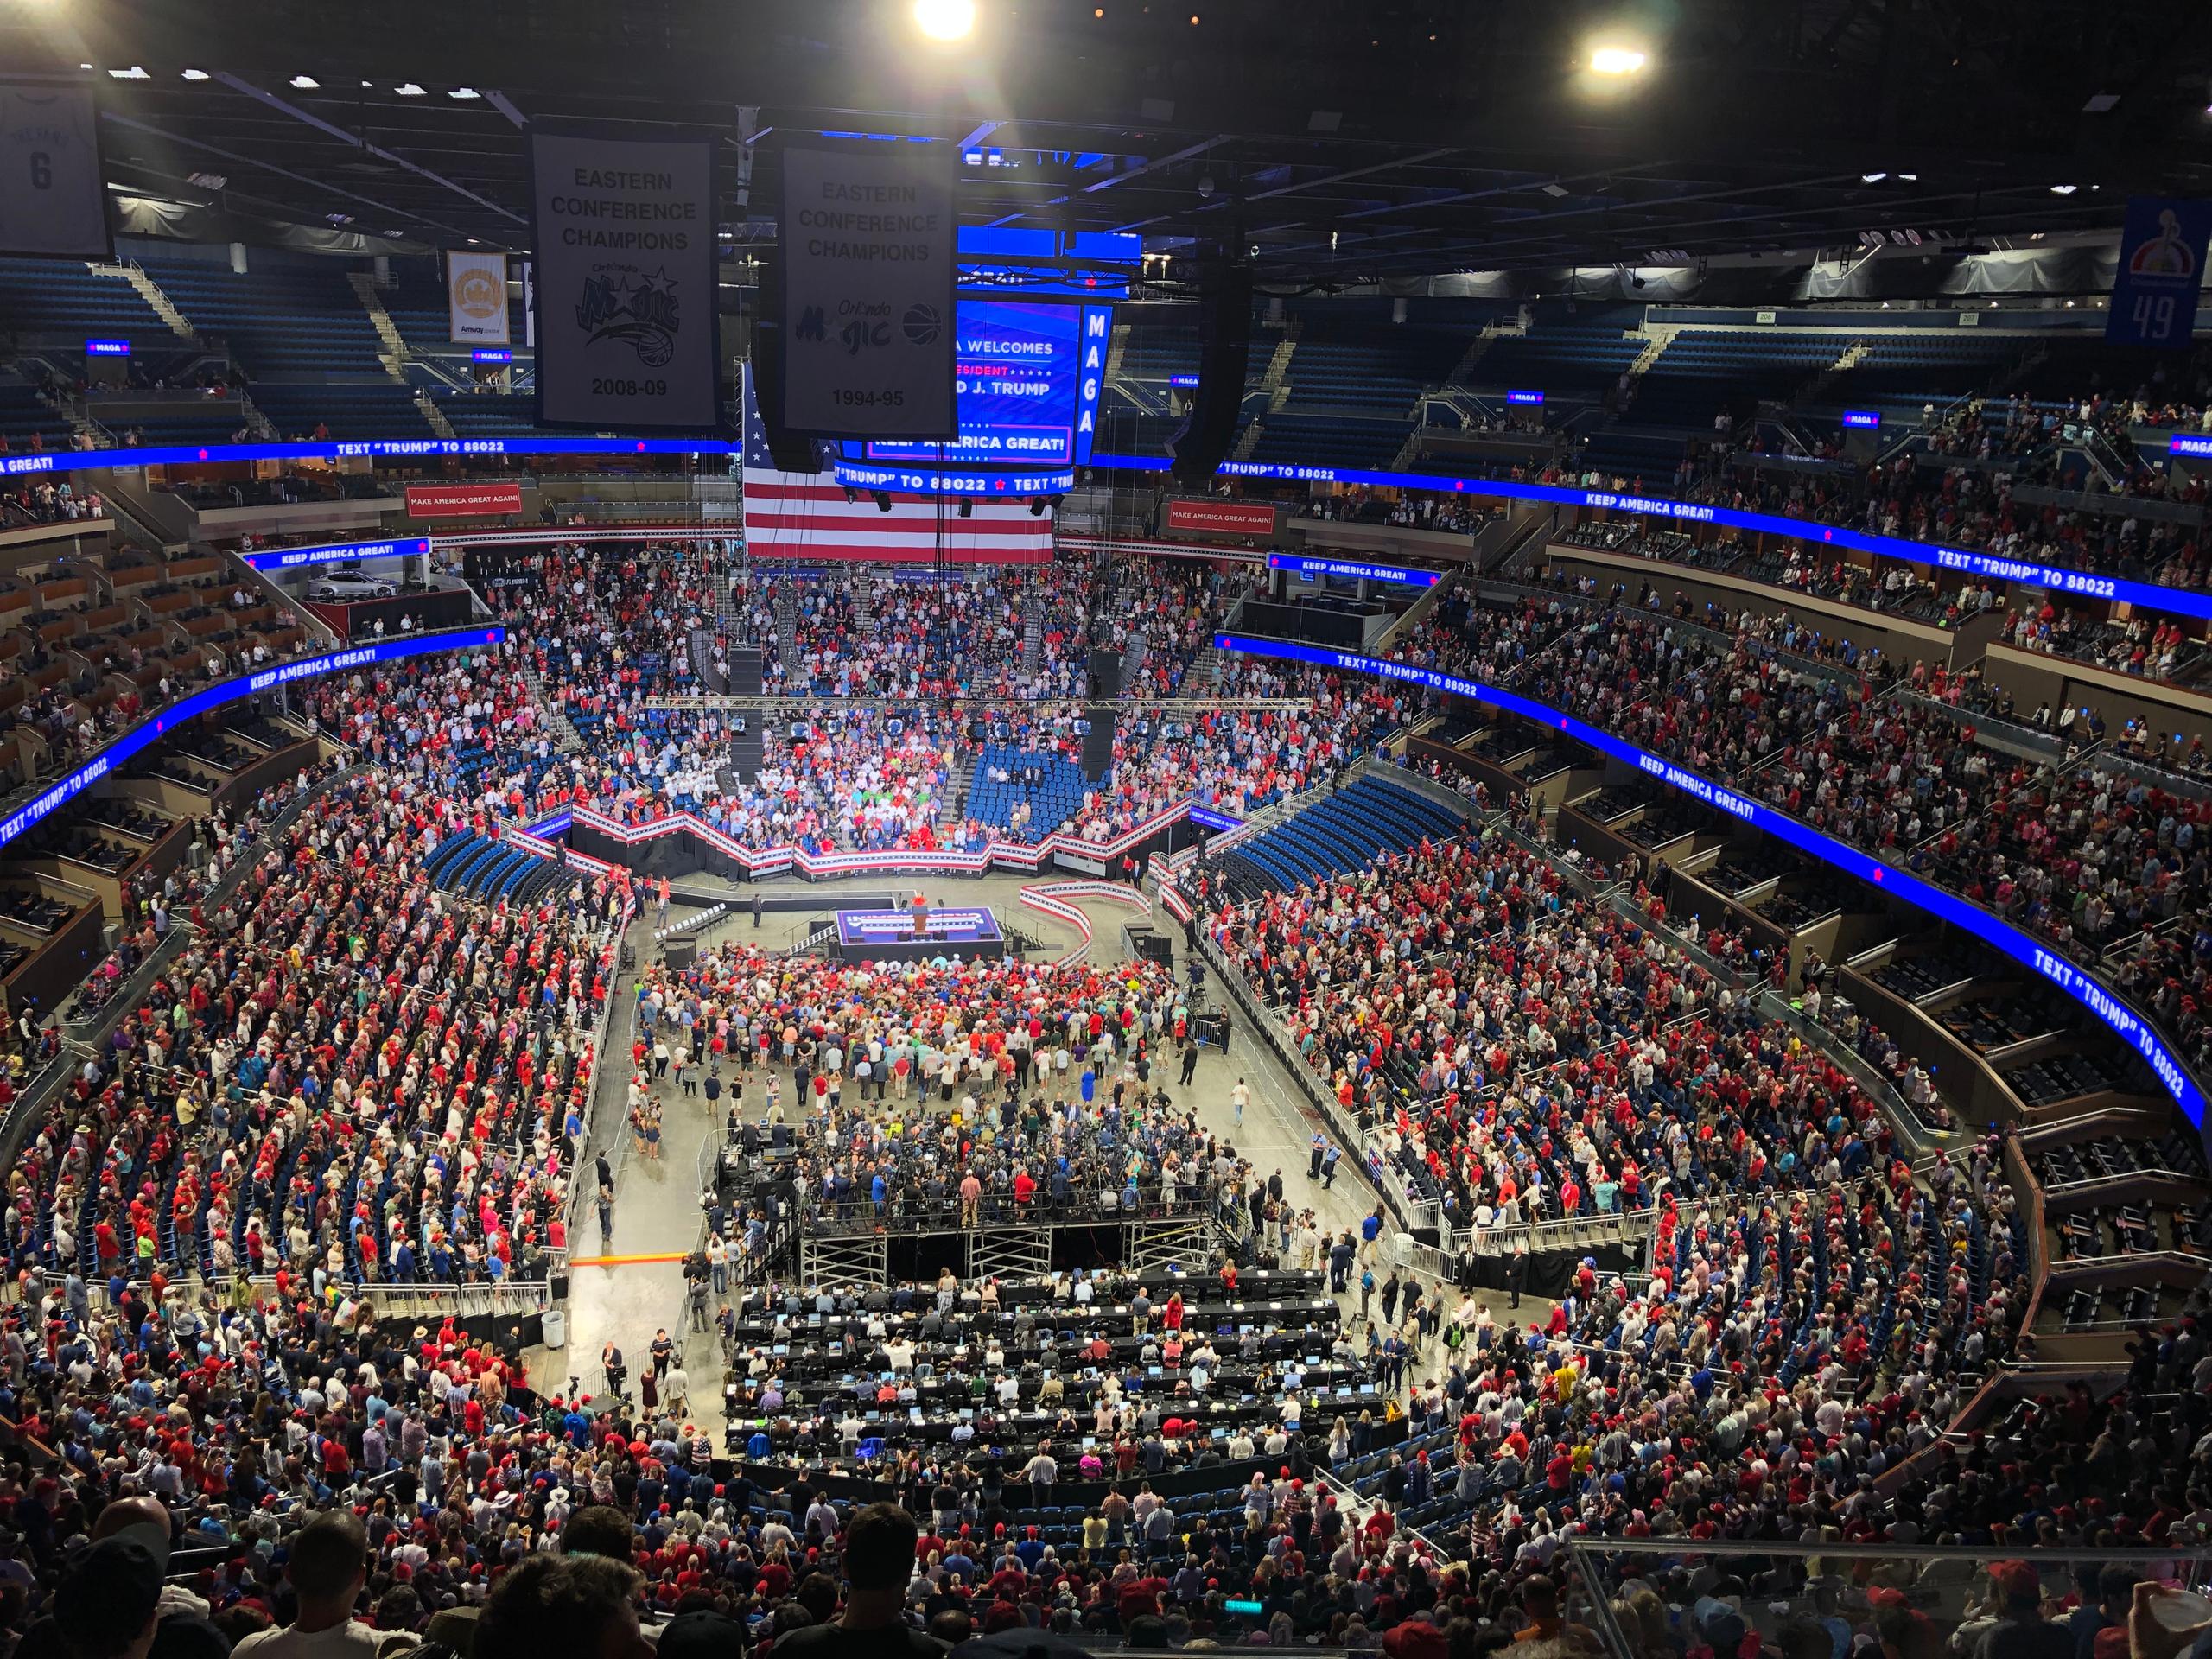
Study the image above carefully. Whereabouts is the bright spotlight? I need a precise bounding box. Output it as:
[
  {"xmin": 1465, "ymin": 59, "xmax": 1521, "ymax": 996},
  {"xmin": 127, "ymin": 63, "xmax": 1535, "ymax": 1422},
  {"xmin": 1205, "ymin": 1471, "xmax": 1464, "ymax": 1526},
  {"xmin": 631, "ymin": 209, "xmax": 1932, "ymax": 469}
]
[
  {"xmin": 913, "ymin": 0, "xmax": 976, "ymax": 40},
  {"xmin": 1590, "ymin": 44, "xmax": 1649, "ymax": 75}
]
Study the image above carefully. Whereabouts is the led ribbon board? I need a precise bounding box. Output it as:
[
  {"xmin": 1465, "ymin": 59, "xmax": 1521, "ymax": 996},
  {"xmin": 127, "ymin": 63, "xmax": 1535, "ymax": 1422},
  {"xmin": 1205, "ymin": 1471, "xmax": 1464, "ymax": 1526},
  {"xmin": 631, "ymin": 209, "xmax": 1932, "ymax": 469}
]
[
  {"xmin": 1211, "ymin": 629, "xmax": 2208, "ymax": 1125},
  {"xmin": 0, "ymin": 626, "xmax": 505, "ymax": 854},
  {"xmin": 241, "ymin": 536, "xmax": 431, "ymax": 572},
  {"xmin": 10, "ymin": 434, "xmax": 2200, "ymax": 620},
  {"xmin": 1268, "ymin": 553, "xmax": 1440, "ymax": 588}
]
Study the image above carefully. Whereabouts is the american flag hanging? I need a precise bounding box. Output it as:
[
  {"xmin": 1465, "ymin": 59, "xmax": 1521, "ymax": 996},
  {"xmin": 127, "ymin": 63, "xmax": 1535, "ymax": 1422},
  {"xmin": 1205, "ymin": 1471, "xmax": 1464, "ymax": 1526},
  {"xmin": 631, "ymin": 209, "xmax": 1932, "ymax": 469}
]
[{"xmin": 740, "ymin": 367, "xmax": 1054, "ymax": 564}]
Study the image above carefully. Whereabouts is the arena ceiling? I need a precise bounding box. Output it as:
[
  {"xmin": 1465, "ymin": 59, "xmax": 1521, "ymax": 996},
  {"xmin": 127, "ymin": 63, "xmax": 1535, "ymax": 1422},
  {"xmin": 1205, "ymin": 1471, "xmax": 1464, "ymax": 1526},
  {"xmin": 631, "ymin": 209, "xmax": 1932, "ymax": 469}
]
[{"xmin": 21, "ymin": 0, "xmax": 2212, "ymax": 283}]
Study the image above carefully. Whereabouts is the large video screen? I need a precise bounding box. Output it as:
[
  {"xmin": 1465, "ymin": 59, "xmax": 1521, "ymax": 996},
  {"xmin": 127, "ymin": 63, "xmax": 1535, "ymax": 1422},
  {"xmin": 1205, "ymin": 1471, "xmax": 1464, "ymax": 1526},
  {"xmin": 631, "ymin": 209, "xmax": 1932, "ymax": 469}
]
[{"xmin": 848, "ymin": 300, "xmax": 1111, "ymax": 470}]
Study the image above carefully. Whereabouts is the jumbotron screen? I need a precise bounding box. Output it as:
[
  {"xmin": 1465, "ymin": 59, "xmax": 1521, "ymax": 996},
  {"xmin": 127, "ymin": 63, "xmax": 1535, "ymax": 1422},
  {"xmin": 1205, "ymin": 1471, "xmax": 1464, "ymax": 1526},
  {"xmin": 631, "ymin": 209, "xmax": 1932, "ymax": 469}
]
[{"xmin": 846, "ymin": 299, "xmax": 1112, "ymax": 470}]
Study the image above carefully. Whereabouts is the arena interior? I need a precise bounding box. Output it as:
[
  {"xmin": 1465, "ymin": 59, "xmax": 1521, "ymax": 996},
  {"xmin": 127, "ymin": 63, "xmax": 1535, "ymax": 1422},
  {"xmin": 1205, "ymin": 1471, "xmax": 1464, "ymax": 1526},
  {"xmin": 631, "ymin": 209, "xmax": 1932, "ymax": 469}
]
[{"xmin": 1, "ymin": 0, "xmax": 2211, "ymax": 1655}]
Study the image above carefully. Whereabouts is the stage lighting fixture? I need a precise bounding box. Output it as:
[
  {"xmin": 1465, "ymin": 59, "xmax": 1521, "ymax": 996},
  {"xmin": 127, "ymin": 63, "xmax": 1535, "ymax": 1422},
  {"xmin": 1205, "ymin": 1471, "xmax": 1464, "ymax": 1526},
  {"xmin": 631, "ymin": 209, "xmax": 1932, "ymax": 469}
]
[
  {"xmin": 1589, "ymin": 44, "xmax": 1648, "ymax": 75},
  {"xmin": 874, "ymin": 491, "xmax": 894, "ymax": 512},
  {"xmin": 913, "ymin": 0, "xmax": 976, "ymax": 41}
]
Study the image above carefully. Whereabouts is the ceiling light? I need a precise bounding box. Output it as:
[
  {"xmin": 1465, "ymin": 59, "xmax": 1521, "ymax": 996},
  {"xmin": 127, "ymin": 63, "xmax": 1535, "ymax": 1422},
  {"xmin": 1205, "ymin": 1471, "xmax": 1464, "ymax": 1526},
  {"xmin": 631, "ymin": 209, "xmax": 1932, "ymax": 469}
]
[
  {"xmin": 1899, "ymin": 172, "xmax": 1918, "ymax": 181},
  {"xmin": 396, "ymin": 82, "xmax": 427, "ymax": 96},
  {"xmin": 2050, "ymin": 183, "xmax": 2078, "ymax": 195},
  {"xmin": 1589, "ymin": 45, "xmax": 1649, "ymax": 75},
  {"xmin": 289, "ymin": 74, "xmax": 320, "ymax": 89},
  {"xmin": 107, "ymin": 66, "xmax": 150, "ymax": 79},
  {"xmin": 912, "ymin": 0, "xmax": 976, "ymax": 40},
  {"xmin": 448, "ymin": 86, "xmax": 480, "ymax": 99},
  {"xmin": 1861, "ymin": 172, "xmax": 1887, "ymax": 184},
  {"xmin": 181, "ymin": 67, "xmax": 209, "ymax": 80},
  {"xmin": 187, "ymin": 171, "xmax": 227, "ymax": 189},
  {"xmin": 1541, "ymin": 182, "xmax": 1570, "ymax": 198}
]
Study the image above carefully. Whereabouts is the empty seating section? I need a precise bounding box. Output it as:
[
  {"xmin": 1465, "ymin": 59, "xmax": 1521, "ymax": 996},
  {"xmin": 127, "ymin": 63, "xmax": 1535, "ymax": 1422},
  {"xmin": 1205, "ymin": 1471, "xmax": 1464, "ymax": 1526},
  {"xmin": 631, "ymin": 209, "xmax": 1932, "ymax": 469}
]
[
  {"xmin": 0, "ymin": 259, "xmax": 167, "ymax": 340},
  {"xmin": 1475, "ymin": 322, "xmax": 1641, "ymax": 396},
  {"xmin": 2035, "ymin": 1132, "xmax": 2209, "ymax": 1191},
  {"xmin": 1281, "ymin": 302, "xmax": 1480, "ymax": 415},
  {"xmin": 1114, "ymin": 316, "xmax": 1203, "ymax": 380},
  {"xmin": 137, "ymin": 257, "xmax": 385, "ymax": 377},
  {"xmin": 251, "ymin": 380, "xmax": 430, "ymax": 440},
  {"xmin": 0, "ymin": 378, "xmax": 64, "ymax": 448},
  {"xmin": 425, "ymin": 830, "xmax": 564, "ymax": 904},
  {"xmin": 1222, "ymin": 775, "xmax": 1467, "ymax": 893},
  {"xmin": 1249, "ymin": 411, "xmax": 1409, "ymax": 469},
  {"xmin": 965, "ymin": 744, "xmax": 1089, "ymax": 836},
  {"xmin": 1824, "ymin": 333, "xmax": 2024, "ymax": 418},
  {"xmin": 1629, "ymin": 328, "xmax": 1841, "ymax": 423}
]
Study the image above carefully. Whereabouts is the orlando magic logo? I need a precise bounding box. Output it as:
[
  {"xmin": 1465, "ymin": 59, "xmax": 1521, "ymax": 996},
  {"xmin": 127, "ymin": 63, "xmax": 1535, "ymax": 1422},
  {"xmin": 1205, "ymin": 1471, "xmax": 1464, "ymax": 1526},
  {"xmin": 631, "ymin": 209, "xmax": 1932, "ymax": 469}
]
[{"xmin": 575, "ymin": 265, "xmax": 681, "ymax": 367}]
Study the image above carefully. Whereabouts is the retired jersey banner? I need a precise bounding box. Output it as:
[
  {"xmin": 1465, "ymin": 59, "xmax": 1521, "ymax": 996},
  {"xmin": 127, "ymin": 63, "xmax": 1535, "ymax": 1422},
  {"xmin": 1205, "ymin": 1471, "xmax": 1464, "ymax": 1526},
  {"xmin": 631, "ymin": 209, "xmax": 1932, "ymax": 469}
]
[
  {"xmin": 777, "ymin": 143, "xmax": 956, "ymax": 441},
  {"xmin": 529, "ymin": 127, "xmax": 721, "ymax": 432},
  {"xmin": 0, "ymin": 83, "xmax": 111, "ymax": 259},
  {"xmin": 2108, "ymin": 197, "xmax": 2212, "ymax": 349},
  {"xmin": 447, "ymin": 250, "xmax": 510, "ymax": 345}
]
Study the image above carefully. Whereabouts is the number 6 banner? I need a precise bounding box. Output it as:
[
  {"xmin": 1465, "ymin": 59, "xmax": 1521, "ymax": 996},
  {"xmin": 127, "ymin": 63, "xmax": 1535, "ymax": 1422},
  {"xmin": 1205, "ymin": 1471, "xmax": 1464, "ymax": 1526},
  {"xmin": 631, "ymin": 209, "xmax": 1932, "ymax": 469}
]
[
  {"xmin": 0, "ymin": 84, "xmax": 111, "ymax": 259},
  {"xmin": 528, "ymin": 124, "xmax": 723, "ymax": 432}
]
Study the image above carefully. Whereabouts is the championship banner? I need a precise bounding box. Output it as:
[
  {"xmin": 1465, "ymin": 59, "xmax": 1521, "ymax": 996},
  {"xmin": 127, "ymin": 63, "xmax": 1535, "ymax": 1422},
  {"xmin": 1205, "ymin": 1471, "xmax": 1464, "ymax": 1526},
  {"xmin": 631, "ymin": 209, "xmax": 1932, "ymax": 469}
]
[
  {"xmin": 528, "ymin": 128, "xmax": 721, "ymax": 432},
  {"xmin": 776, "ymin": 143, "xmax": 956, "ymax": 440},
  {"xmin": 447, "ymin": 250, "xmax": 510, "ymax": 346},
  {"xmin": 0, "ymin": 83, "xmax": 111, "ymax": 259},
  {"xmin": 2108, "ymin": 197, "xmax": 2212, "ymax": 349}
]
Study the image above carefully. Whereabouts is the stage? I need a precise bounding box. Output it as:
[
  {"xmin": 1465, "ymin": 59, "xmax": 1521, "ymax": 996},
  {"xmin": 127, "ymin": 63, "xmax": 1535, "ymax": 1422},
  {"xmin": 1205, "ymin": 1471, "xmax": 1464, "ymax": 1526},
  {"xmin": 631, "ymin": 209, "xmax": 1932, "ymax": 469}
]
[{"xmin": 833, "ymin": 906, "xmax": 1005, "ymax": 963}]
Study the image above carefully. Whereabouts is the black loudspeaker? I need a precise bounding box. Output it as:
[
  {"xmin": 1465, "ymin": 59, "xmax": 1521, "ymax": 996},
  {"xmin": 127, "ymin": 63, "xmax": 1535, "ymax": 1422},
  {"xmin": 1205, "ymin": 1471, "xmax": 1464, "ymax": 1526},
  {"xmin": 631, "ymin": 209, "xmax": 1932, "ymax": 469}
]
[
  {"xmin": 1087, "ymin": 646, "xmax": 1122, "ymax": 701},
  {"xmin": 1081, "ymin": 709, "xmax": 1116, "ymax": 779},
  {"xmin": 1167, "ymin": 261, "xmax": 1253, "ymax": 486},
  {"xmin": 664, "ymin": 939, "xmax": 696, "ymax": 972}
]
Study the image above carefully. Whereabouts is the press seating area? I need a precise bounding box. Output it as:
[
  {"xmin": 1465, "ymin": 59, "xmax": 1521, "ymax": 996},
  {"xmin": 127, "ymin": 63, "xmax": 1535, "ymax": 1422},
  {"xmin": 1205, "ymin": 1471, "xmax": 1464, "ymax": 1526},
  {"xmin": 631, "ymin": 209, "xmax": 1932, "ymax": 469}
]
[
  {"xmin": 423, "ymin": 830, "xmax": 566, "ymax": 905},
  {"xmin": 0, "ymin": 259, "xmax": 166, "ymax": 340},
  {"xmin": 1217, "ymin": 774, "xmax": 1469, "ymax": 896},
  {"xmin": 136, "ymin": 257, "xmax": 386, "ymax": 377},
  {"xmin": 966, "ymin": 743, "xmax": 1090, "ymax": 836}
]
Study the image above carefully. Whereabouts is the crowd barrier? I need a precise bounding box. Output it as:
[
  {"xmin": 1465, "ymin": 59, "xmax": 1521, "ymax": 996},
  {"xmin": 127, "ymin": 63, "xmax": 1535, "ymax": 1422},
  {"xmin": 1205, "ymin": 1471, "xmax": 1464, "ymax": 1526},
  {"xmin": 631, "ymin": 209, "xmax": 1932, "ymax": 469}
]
[
  {"xmin": 1211, "ymin": 629, "xmax": 2209, "ymax": 1127},
  {"xmin": 1014, "ymin": 878, "xmax": 1154, "ymax": 966}
]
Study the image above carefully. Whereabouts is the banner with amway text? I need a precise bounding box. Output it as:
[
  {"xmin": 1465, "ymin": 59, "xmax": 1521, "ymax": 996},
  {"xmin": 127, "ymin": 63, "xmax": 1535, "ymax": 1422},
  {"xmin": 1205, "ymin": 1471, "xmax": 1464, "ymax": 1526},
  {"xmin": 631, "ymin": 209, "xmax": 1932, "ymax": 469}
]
[
  {"xmin": 777, "ymin": 143, "xmax": 956, "ymax": 441},
  {"xmin": 406, "ymin": 482, "xmax": 523, "ymax": 518},
  {"xmin": 529, "ymin": 128, "xmax": 721, "ymax": 431},
  {"xmin": 447, "ymin": 250, "xmax": 510, "ymax": 345}
]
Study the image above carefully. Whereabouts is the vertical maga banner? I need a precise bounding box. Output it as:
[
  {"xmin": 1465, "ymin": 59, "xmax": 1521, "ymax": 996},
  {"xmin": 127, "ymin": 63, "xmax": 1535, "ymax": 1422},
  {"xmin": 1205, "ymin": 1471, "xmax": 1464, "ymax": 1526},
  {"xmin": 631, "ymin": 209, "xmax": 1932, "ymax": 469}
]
[
  {"xmin": 776, "ymin": 143, "xmax": 956, "ymax": 441},
  {"xmin": 528, "ymin": 126, "xmax": 721, "ymax": 432},
  {"xmin": 447, "ymin": 250, "xmax": 511, "ymax": 345},
  {"xmin": 0, "ymin": 83, "xmax": 111, "ymax": 259},
  {"xmin": 2108, "ymin": 197, "xmax": 2212, "ymax": 348}
]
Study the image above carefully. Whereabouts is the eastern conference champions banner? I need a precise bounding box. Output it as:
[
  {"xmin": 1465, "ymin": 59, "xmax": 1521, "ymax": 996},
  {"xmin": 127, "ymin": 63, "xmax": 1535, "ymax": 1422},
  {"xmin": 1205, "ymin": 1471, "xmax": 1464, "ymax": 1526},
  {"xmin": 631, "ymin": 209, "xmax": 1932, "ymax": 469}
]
[
  {"xmin": 529, "ymin": 128, "xmax": 721, "ymax": 431},
  {"xmin": 447, "ymin": 249, "xmax": 510, "ymax": 346},
  {"xmin": 778, "ymin": 143, "xmax": 956, "ymax": 440},
  {"xmin": 2108, "ymin": 196, "xmax": 2212, "ymax": 349},
  {"xmin": 0, "ymin": 83, "xmax": 110, "ymax": 259}
]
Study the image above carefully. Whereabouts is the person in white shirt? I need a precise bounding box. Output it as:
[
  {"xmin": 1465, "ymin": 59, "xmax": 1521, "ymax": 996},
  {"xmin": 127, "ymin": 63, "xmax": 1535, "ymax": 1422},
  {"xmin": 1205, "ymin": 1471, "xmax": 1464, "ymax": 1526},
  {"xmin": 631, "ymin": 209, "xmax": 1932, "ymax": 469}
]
[{"xmin": 231, "ymin": 1512, "xmax": 384, "ymax": 1659}]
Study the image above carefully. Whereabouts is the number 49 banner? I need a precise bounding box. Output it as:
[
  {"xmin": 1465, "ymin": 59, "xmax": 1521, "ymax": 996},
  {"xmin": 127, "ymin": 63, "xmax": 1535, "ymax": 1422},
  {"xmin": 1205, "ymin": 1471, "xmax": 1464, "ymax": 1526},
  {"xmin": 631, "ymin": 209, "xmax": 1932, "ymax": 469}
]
[
  {"xmin": 2108, "ymin": 196, "xmax": 2212, "ymax": 349},
  {"xmin": 0, "ymin": 84, "xmax": 111, "ymax": 259}
]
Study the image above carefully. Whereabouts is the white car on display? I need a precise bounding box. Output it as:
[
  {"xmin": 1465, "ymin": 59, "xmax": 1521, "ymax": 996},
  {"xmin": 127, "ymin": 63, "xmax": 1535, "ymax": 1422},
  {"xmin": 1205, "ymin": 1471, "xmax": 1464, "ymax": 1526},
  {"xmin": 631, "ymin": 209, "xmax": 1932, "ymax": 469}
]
[{"xmin": 306, "ymin": 570, "xmax": 398, "ymax": 602}]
